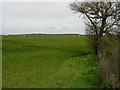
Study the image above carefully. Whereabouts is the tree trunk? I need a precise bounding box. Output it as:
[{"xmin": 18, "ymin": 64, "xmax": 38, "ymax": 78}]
[
  {"xmin": 96, "ymin": 36, "xmax": 105, "ymax": 82},
  {"xmin": 97, "ymin": 36, "xmax": 103, "ymax": 61},
  {"xmin": 118, "ymin": 32, "xmax": 120, "ymax": 85}
]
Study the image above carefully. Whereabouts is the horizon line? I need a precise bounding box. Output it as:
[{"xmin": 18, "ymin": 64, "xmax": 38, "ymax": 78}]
[{"xmin": 1, "ymin": 32, "xmax": 86, "ymax": 35}]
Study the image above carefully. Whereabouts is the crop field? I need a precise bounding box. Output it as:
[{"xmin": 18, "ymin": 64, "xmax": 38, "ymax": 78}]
[{"xmin": 2, "ymin": 35, "xmax": 101, "ymax": 88}]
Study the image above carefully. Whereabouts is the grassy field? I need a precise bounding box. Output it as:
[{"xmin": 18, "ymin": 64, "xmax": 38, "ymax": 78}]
[{"xmin": 2, "ymin": 35, "xmax": 101, "ymax": 88}]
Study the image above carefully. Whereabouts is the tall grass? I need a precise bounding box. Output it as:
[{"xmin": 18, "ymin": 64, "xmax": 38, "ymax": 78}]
[{"xmin": 2, "ymin": 35, "xmax": 100, "ymax": 88}]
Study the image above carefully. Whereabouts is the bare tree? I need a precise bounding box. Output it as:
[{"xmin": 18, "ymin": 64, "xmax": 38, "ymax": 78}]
[
  {"xmin": 70, "ymin": 1, "xmax": 120, "ymax": 61},
  {"xmin": 70, "ymin": 1, "xmax": 120, "ymax": 87}
]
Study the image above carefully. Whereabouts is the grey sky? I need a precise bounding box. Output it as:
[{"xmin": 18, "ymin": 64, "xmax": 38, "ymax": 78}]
[{"xmin": 2, "ymin": 2, "xmax": 85, "ymax": 34}]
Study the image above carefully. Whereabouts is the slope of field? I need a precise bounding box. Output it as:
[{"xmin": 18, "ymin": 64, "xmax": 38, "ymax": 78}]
[{"xmin": 2, "ymin": 35, "xmax": 100, "ymax": 88}]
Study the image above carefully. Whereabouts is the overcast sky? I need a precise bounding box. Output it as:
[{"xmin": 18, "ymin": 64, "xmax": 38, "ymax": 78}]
[{"xmin": 2, "ymin": 2, "xmax": 85, "ymax": 34}]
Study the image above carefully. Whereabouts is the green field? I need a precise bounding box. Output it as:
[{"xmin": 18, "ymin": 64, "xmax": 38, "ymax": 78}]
[{"xmin": 2, "ymin": 35, "xmax": 101, "ymax": 88}]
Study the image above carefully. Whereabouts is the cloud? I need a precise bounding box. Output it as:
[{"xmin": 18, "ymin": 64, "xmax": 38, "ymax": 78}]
[{"xmin": 2, "ymin": 2, "xmax": 85, "ymax": 34}]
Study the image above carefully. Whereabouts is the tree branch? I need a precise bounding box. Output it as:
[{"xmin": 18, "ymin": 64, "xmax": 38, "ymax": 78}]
[
  {"xmin": 84, "ymin": 13, "xmax": 97, "ymax": 30},
  {"xmin": 104, "ymin": 21, "xmax": 116, "ymax": 32}
]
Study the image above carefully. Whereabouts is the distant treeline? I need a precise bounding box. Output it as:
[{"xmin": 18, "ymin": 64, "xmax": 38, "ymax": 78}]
[
  {"xmin": 23, "ymin": 33, "xmax": 84, "ymax": 36},
  {"xmin": 3, "ymin": 33, "xmax": 87, "ymax": 36}
]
